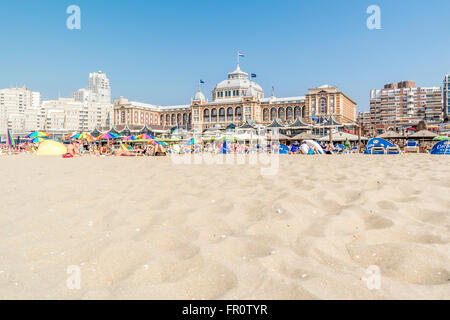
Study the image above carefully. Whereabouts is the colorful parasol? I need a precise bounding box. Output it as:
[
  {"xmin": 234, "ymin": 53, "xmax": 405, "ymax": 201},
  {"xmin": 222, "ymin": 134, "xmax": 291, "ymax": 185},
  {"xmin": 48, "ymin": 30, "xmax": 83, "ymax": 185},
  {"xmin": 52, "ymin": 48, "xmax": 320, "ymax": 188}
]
[
  {"xmin": 29, "ymin": 137, "xmax": 48, "ymax": 144},
  {"xmin": 97, "ymin": 132, "xmax": 119, "ymax": 140},
  {"xmin": 71, "ymin": 133, "xmax": 95, "ymax": 142},
  {"xmin": 136, "ymin": 134, "xmax": 155, "ymax": 140},
  {"xmin": 187, "ymin": 138, "xmax": 203, "ymax": 145},
  {"xmin": 7, "ymin": 128, "xmax": 15, "ymax": 147},
  {"xmin": 26, "ymin": 131, "xmax": 51, "ymax": 138}
]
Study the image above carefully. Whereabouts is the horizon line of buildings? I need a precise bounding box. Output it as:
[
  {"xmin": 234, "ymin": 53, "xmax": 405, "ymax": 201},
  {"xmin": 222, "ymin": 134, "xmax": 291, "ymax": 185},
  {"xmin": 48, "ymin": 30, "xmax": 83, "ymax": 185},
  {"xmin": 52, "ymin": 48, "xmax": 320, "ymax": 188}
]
[{"xmin": 2, "ymin": 66, "xmax": 449, "ymax": 140}]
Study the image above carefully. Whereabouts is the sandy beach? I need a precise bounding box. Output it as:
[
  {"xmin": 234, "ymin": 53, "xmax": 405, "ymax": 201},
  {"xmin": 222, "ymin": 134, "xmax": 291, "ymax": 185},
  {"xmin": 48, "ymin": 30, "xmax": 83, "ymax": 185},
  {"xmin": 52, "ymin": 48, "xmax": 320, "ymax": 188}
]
[{"xmin": 0, "ymin": 154, "xmax": 449, "ymax": 300}]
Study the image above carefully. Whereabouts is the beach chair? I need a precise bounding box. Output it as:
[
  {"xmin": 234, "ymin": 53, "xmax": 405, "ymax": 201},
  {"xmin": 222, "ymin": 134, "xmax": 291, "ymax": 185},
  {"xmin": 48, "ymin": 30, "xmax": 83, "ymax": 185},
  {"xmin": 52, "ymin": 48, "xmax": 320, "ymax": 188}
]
[
  {"xmin": 371, "ymin": 144, "xmax": 386, "ymax": 154},
  {"xmin": 386, "ymin": 146, "xmax": 401, "ymax": 155},
  {"xmin": 405, "ymin": 140, "xmax": 419, "ymax": 153}
]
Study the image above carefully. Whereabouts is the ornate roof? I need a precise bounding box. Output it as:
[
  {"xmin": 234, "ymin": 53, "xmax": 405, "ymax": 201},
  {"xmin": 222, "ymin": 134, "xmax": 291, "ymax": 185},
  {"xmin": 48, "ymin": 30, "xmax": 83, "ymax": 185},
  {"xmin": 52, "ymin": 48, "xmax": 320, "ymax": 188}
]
[
  {"xmin": 239, "ymin": 120, "xmax": 256, "ymax": 129},
  {"xmin": 289, "ymin": 117, "xmax": 311, "ymax": 128},
  {"xmin": 266, "ymin": 118, "xmax": 286, "ymax": 128}
]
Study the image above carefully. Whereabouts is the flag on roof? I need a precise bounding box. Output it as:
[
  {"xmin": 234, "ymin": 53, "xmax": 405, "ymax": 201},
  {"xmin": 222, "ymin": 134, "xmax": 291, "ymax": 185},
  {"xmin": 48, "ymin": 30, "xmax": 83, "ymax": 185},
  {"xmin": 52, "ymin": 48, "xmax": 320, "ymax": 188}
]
[
  {"xmin": 251, "ymin": 73, "xmax": 257, "ymax": 78},
  {"xmin": 238, "ymin": 51, "xmax": 245, "ymax": 57},
  {"xmin": 200, "ymin": 79, "xmax": 205, "ymax": 84}
]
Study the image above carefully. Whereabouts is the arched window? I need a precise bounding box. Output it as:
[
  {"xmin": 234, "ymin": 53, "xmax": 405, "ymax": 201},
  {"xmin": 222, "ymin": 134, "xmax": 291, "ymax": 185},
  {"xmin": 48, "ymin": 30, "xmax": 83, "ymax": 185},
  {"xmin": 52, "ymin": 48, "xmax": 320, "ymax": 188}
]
[
  {"xmin": 227, "ymin": 107, "xmax": 234, "ymax": 121},
  {"xmin": 166, "ymin": 114, "xmax": 170, "ymax": 125},
  {"xmin": 235, "ymin": 107, "xmax": 242, "ymax": 121},
  {"xmin": 171, "ymin": 114, "xmax": 176, "ymax": 125},
  {"xmin": 271, "ymin": 108, "xmax": 277, "ymax": 120},
  {"xmin": 160, "ymin": 114, "xmax": 164, "ymax": 125},
  {"xmin": 278, "ymin": 107, "xmax": 285, "ymax": 120},
  {"xmin": 204, "ymin": 109, "xmax": 210, "ymax": 123},
  {"xmin": 183, "ymin": 113, "xmax": 187, "ymax": 125},
  {"xmin": 294, "ymin": 106, "xmax": 301, "ymax": 118},
  {"xmin": 140, "ymin": 112, "xmax": 144, "ymax": 124},
  {"xmin": 134, "ymin": 111, "xmax": 138, "ymax": 124},
  {"xmin": 302, "ymin": 106, "xmax": 306, "ymax": 118},
  {"xmin": 211, "ymin": 108, "xmax": 217, "ymax": 122},
  {"xmin": 121, "ymin": 111, "xmax": 126, "ymax": 123},
  {"xmin": 219, "ymin": 108, "xmax": 225, "ymax": 122},
  {"xmin": 263, "ymin": 108, "xmax": 269, "ymax": 122},
  {"xmin": 286, "ymin": 107, "xmax": 293, "ymax": 121},
  {"xmin": 320, "ymin": 98, "xmax": 327, "ymax": 113}
]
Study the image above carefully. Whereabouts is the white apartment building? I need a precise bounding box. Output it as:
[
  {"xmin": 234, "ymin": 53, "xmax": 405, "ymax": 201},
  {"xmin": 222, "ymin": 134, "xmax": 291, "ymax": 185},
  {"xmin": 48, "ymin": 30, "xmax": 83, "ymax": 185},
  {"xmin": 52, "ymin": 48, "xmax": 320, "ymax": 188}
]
[
  {"xmin": 0, "ymin": 86, "xmax": 42, "ymax": 137},
  {"xmin": 72, "ymin": 70, "xmax": 113, "ymax": 128},
  {"xmin": 73, "ymin": 70, "xmax": 111, "ymax": 104},
  {"xmin": 444, "ymin": 74, "xmax": 450, "ymax": 120},
  {"xmin": 41, "ymin": 97, "xmax": 112, "ymax": 134}
]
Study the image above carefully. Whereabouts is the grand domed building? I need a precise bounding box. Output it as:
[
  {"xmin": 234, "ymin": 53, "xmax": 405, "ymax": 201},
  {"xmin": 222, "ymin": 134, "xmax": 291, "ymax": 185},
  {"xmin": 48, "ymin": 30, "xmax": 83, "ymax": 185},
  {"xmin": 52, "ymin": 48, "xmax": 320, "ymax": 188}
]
[{"xmin": 113, "ymin": 63, "xmax": 358, "ymax": 134}]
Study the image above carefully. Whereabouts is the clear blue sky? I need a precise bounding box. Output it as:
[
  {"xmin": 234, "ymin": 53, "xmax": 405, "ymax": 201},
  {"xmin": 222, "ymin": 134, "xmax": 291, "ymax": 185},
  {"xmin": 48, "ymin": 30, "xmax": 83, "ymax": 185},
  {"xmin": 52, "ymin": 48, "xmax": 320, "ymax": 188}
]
[{"xmin": 1, "ymin": 0, "xmax": 449, "ymax": 111}]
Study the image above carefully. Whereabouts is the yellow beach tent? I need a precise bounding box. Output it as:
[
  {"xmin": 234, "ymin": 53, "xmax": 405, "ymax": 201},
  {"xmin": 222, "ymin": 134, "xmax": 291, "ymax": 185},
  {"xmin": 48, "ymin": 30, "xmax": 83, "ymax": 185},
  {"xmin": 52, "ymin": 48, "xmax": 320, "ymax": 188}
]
[{"xmin": 36, "ymin": 140, "xmax": 67, "ymax": 156}]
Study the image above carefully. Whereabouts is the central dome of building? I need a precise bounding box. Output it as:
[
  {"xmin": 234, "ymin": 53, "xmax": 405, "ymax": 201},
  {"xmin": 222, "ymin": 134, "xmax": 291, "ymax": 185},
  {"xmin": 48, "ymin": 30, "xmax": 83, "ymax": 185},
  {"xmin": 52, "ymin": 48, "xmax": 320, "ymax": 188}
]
[{"xmin": 212, "ymin": 65, "xmax": 264, "ymax": 101}]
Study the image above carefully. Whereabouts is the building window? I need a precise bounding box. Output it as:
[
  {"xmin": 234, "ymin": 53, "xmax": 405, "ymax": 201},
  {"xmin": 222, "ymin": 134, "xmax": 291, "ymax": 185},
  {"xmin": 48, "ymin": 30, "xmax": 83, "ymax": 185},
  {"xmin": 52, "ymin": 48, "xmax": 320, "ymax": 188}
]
[
  {"xmin": 286, "ymin": 107, "xmax": 293, "ymax": 121},
  {"xmin": 177, "ymin": 113, "xmax": 181, "ymax": 125},
  {"xmin": 211, "ymin": 108, "xmax": 217, "ymax": 122},
  {"xmin": 227, "ymin": 107, "xmax": 234, "ymax": 121},
  {"xmin": 166, "ymin": 114, "xmax": 170, "ymax": 125},
  {"xmin": 171, "ymin": 114, "xmax": 176, "ymax": 125},
  {"xmin": 278, "ymin": 107, "xmax": 285, "ymax": 120},
  {"xmin": 183, "ymin": 113, "xmax": 187, "ymax": 125},
  {"xmin": 235, "ymin": 107, "xmax": 242, "ymax": 121},
  {"xmin": 204, "ymin": 109, "xmax": 210, "ymax": 123},
  {"xmin": 145, "ymin": 113, "xmax": 149, "ymax": 124},
  {"xmin": 263, "ymin": 108, "xmax": 269, "ymax": 122},
  {"xmin": 121, "ymin": 111, "xmax": 126, "ymax": 123},
  {"xmin": 312, "ymin": 99, "xmax": 316, "ymax": 115},
  {"xmin": 320, "ymin": 98, "xmax": 327, "ymax": 113},
  {"xmin": 160, "ymin": 114, "xmax": 164, "ymax": 125},
  {"xmin": 294, "ymin": 106, "xmax": 301, "ymax": 118},
  {"xmin": 219, "ymin": 108, "xmax": 225, "ymax": 122},
  {"xmin": 271, "ymin": 108, "xmax": 277, "ymax": 120}
]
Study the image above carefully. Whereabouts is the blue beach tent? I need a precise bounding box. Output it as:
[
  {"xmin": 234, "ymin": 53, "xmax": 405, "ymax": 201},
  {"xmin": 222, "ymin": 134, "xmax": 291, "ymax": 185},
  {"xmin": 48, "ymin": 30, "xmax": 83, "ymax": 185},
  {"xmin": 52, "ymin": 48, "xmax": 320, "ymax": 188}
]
[
  {"xmin": 431, "ymin": 140, "xmax": 450, "ymax": 155},
  {"xmin": 279, "ymin": 144, "xmax": 290, "ymax": 154},
  {"xmin": 364, "ymin": 138, "xmax": 395, "ymax": 154}
]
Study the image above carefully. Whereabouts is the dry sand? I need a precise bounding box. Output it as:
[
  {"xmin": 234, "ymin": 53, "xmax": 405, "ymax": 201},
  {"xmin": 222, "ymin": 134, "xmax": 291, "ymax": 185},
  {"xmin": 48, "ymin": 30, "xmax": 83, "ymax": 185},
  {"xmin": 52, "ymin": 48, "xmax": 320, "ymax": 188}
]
[{"xmin": 0, "ymin": 154, "xmax": 449, "ymax": 300}]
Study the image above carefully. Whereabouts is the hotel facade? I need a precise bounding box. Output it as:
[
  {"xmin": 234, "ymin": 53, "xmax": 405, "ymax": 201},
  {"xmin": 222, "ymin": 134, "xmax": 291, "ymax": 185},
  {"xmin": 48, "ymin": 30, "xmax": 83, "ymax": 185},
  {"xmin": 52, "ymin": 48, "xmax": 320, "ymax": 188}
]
[{"xmin": 113, "ymin": 64, "xmax": 358, "ymax": 132}]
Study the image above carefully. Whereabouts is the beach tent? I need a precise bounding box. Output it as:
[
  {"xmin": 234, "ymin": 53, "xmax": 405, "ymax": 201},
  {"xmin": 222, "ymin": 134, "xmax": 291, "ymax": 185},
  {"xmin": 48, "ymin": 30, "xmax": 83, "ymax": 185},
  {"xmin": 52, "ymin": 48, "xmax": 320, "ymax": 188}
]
[
  {"xmin": 301, "ymin": 140, "xmax": 324, "ymax": 154},
  {"xmin": 364, "ymin": 138, "xmax": 395, "ymax": 154},
  {"xmin": 36, "ymin": 140, "xmax": 67, "ymax": 156},
  {"xmin": 279, "ymin": 144, "xmax": 290, "ymax": 154},
  {"xmin": 431, "ymin": 140, "xmax": 450, "ymax": 155}
]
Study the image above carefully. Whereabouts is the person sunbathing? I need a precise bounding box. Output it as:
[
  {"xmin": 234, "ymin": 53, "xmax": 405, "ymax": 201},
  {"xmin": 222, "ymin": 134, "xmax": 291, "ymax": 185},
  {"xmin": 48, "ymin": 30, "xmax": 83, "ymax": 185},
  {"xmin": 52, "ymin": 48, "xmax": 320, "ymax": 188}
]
[{"xmin": 67, "ymin": 141, "xmax": 80, "ymax": 156}]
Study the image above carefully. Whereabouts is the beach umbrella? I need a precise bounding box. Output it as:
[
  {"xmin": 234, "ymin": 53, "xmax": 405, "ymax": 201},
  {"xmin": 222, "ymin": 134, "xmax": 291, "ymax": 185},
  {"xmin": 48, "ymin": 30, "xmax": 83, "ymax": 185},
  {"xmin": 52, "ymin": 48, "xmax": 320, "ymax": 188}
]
[
  {"xmin": 136, "ymin": 134, "xmax": 155, "ymax": 140},
  {"xmin": 187, "ymin": 138, "xmax": 203, "ymax": 145},
  {"xmin": 344, "ymin": 138, "xmax": 351, "ymax": 148},
  {"xmin": 26, "ymin": 131, "xmax": 51, "ymax": 138},
  {"xmin": 97, "ymin": 132, "xmax": 119, "ymax": 140},
  {"xmin": 409, "ymin": 130, "xmax": 437, "ymax": 139},
  {"xmin": 124, "ymin": 135, "xmax": 138, "ymax": 141},
  {"xmin": 29, "ymin": 137, "xmax": 48, "ymax": 144},
  {"xmin": 71, "ymin": 133, "xmax": 95, "ymax": 142},
  {"xmin": 433, "ymin": 136, "xmax": 450, "ymax": 141},
  {"xmin": 377, "ymin": 131, "xmax": 403, "ymax": 139},
  {"xmin": 6, "ymin": 128, "xmax": 14, "ymax": 147}
]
